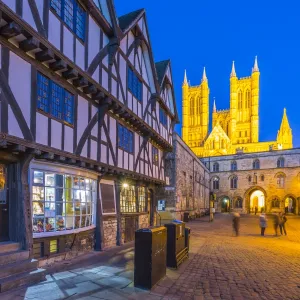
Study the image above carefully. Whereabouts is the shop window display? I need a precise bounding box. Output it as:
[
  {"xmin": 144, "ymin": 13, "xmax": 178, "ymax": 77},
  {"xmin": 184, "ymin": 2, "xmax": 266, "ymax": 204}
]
[{"xmin": 32, "ymin": 170, "xmax": 96, "ymax": 234}]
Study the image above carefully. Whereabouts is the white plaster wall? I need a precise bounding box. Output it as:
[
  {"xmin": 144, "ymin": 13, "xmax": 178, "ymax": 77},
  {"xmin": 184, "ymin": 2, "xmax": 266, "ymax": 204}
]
[
  {"xmin": 23, "ymin": 1, "xmax": 37, "ymax": 31},
  {"xmin": 129, "ymin": 154, "xmax": 133, "ymax": 171},
  {"xmin": 64, "ymin": 125, "xmax": 74, "ymax": 153},
  {"xmin": 90, "ymin": 140, "xmax": 97, "ymax": 161},
  {"xmin": 36, "ymin": 113, "xmax": 48, "ymax": 145},
  {"xmin": 101, "ymin": 144, "xmax": 107, "ymax": 163},
  {"xmin": 120, "ymin": 36, "xmax": 127, "ymax": 53},
  {"xmin": 51, "ymin": 120, "xmax": 62, "ymax": 149},
  {"xmin": 92, "ymin": 66, "xmax": 99, "ymax": 83},
  {"xmin": 134, "ymin": 134, "xmax": 139, "ymax": 160},
  {"xmin": 102, "ymin": 69, "xmax": 108, "ymax": 91},
  {"xmin": 48, "ymin": 12, "xmax": 61, "ymax": 50},
  {"xmin": 77, "ymin": 96, "xmax": 88, "ymax": 141},
  {"xmin": 111, "ymin": 78, "xmax": 117, "ymax": 98},
  {"xmin": 109, "ymin": 150, "xmax": 113, "ymax": 165},
  {"xmin": 81, "ymin": 141, "xmax": 88, "ymax": 158},
  {"xmin": 9, "ymin": 52, "xmax": 31, "ymax": 128},
  {"xmin": 8, "ymin": 107, "xmax": 22, "ymax": 138},
  {"xmin": 76, "ymin": 40, "xmax": 85, "ymax": 70},
  {"xmin": 124, "ymin": 152, "xmax": 128, "ymax": 169},
  {"xmin": 109, "ymin": 117, "xmax": 116, "ymax": 150},
  {"xmin": 63, "ymin": 26, "xmax": 74, "ymax": 61},
  {"xmin": 118, "ymin": 149, "xmax": 123, "ymax": 168},
  {"xmin": 88, "ymin": 16, "xmax": 100, "ymax": 66}
]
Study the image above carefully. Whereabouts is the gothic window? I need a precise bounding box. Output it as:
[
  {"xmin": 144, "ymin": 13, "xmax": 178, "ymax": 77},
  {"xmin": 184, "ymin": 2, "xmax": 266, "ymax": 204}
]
[
  {"xmin": 260, "ymin": 175, "xmax": 264, "ymax": 181},
  {"xmin": 238, "ymin": 90, "xmax": 243, "ymax": 109},
  {"xmin": 234, "ymin": 197, "xmax": 243, "ymax": 208},
  {"xmin": 190, "ymin": 97, "xmax": 195, "ymax": 115},
  {"xmin": 213, "ymin": 163, "xmax": 219, "ymax": 172},
  {"xmin": 253, "ymin": 159, "xmax": 260, "ymax": 170},
  {"xmin": 271, "ymin": 198, "xmax": 280, "ymax": 208},
  {"xmin": 277, "ymin": 157, "xmax": 284, "ymax": 168},
  {"xmin": 248, "ymin": 175, "xmax": 252, "ymax": 183},
  {"xmin": 276, "ymin": 174, "xmax": 285, "ymax": 188},
  {"xmin": 197, "ymin": 96, "xmax": 201, "ymax": 114},
  {"xmin": 230, "ymin": 176, "xmax": 238, "ymax": 189},
  {"xmin": 212, "ymin": 177, "xmax": 219, "ymax": 190},
  {"xmin": 231, "ymin": 161, "xmax": 237, "ymax": 171},
  {"xmin": 245, "ymin": 90, "xmax": 251, "ymax": 108}
]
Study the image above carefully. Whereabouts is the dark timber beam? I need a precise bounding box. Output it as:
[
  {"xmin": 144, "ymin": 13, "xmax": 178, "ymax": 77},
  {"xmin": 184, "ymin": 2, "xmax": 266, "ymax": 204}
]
[
  {"xmin": 92, "ymin": 91, "xmax": 105, "ymax": 100},
  {"xmin": 0, "ymin": 22, "xmax": 22, "ymax": 38},
  {"xmin": 11, "ymin": 145, "xmax": 26, "ymax": 153},
  {"xmin": 83, "ymin": 84, "xmax": 97, "ymax": 94},
  {"xmin": 67, "ymin": 158, "xmax": 76, "ymax": 164},
  {"xmin": 41, "ymin": 152, "xmax": 54, "ymax": 159},
  {"xmin": 62, "ymin": 68, "xmax": 79, "ymax": 80},
  {"xmin": 35, "ymin": 49, "xmax": 54, "ymax": 62},
  {"xmin": 73, "ymin": 77, "xmax": 89, "ymax": 88},
  {"xmin": 49, "ymin": 59, "xmax": 67, "ymax": 72},
  {"xmin": 19, "ymin": 37, "xmax": 40, "ymax": 52}
]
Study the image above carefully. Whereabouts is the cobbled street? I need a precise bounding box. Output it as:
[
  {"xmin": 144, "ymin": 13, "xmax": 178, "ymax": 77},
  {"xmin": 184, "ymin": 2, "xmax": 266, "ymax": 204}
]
[{"xmin": 2, "ymin": 214, "xmax": 300, "ymax": 300}]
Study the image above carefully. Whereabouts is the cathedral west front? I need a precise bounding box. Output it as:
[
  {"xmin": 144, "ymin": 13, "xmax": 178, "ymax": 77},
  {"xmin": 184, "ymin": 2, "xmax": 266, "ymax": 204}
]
[{"xmin": 182, "ymin": 57, "xmax": 293, "ymax": 157}]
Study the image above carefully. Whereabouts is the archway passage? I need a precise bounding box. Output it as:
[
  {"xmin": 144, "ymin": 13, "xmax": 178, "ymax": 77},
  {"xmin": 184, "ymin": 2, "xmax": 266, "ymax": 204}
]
[
  {"xmin": 221, "ymin": 196, "xmax": 230, "ymax": 213},
  {"xmin": 250, "ymin": 190, "xmax": 265, "ymax": 213},
  {"xmin": 284, "ymin": 197, "xmax": 296, "ymax": 214}
]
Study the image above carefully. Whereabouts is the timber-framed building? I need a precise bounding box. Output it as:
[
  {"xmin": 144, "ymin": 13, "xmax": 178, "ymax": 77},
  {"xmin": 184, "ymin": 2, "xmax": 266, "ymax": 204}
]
[{"xmin": 0, "ymin": 0, "xmax": 178, "ymax": 280}]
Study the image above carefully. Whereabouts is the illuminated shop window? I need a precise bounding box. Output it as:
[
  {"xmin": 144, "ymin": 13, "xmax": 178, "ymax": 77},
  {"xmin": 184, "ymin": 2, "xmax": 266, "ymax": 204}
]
[{"xmin": 32, "ymin": 170, "xmax": 96, "ymax": 234}]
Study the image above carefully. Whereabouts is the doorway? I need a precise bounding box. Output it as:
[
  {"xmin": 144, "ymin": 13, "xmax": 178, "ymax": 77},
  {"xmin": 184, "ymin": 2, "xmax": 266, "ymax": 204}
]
[
  {"xmin": 148, "ymin": 189, "xmax": 154, "ymax": 226},
  {"xmin": 250, "ymin": 190, "xmax": 265, "ymax": 213},
  {"xmin": 284, "ymin": 197, "xmax": 296, "ymax": 214},
  {"xmin": 221, "ymin": 197, "xmax": 230, "ymax": 213},
  {"xmin": 0, "ymin": 164, "xmax": 9, "ymax": 241}
]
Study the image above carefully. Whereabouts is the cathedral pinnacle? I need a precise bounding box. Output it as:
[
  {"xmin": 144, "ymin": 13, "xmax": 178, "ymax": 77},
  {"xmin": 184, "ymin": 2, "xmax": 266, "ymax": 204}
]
[
  {"xmin": 213, "ymin": 98, "xmax": 216, "ymax": 112},
  {"xmin": 230, "ymin": 61, "xmax": 236, "ymax": 77},
  {"xmin": 183, "ymin": 69, "xmax": 188, "ymax": 85},
  {"xmin": 202, "ymin": 67, "xmax": 207, "ymax": 83},
  {"xmin": 253, "ymin": 56, "xmax": 259, "ymax": 72}
]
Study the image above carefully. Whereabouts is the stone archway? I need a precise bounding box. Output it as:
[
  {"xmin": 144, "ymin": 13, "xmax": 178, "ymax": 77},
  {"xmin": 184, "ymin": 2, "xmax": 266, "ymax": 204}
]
[
  {"xmin": 218, "ymin": 195, "xmax": 231, "ymax": 213},
  {"xmin": 283, "ymin": 194, "xmax": 297, "ymax": 214},
  {"xmin": 244, "ymin": 186, "xmax": 267, "ymax": 214}
]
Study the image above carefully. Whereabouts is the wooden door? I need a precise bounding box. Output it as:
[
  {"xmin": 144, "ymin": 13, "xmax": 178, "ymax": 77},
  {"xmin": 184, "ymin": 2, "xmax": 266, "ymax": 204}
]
[
  {"xmin": 124, "ymin": 217, "xmax": 136, "ymax": 243},
  {"xmin": 0, "ymin": 165, "xmax": 9, "ymax": 241}
]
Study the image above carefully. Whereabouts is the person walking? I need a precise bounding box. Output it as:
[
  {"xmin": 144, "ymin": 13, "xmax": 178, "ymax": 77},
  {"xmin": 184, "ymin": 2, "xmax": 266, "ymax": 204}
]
[
  {"xmin": 232, "ymin": 213, "xmax": 240, "ymax": 236},
  {"xmin": 259, "ymin": 213, "xmax": 267, "ymax": 236},
  {"xmin": 273, "ymin": 213, "xmax": 280, "ymax": 236},
  {"xmin": 254, "ymin": 206, "xmax": 258, "ymax": 215},
  {"xmin": 279, "ymin": 212, "xmax": 287, "ymax": 235}
]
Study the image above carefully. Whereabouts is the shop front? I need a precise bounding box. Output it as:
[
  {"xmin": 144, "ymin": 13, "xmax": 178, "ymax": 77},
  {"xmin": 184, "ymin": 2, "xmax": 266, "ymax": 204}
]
[
  {"xmin": 30, "ymin": 161, "xmax": 98, "ymax": 262},
  {"xmin": 0, "ymin": 164, "xmax": 8, "ymax": 242}
]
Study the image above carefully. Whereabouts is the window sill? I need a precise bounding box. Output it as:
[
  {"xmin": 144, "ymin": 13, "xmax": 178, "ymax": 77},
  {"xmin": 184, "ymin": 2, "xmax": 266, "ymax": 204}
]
[
  {"xmin": 37, "ymin": 109, "xmax": 74, "ymax": 128},
  {"xmin": 33, "ymin": 225, "xmax": 96, "ymax": 239}
]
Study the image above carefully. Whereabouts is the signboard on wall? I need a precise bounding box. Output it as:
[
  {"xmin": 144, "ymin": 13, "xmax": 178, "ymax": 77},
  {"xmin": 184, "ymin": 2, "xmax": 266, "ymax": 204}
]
[
  {"xmin": 157, "ymin": 200, "xmax": 166, "ymax": 211},
  {"xmin": 100, "ymin": 180, "xmax": 116, "ymax": 214}
]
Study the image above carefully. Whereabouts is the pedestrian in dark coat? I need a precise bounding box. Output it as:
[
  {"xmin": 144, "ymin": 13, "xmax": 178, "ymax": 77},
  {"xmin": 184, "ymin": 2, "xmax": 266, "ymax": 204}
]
[
  {"xmin": 273, "ymin": 213, "xmax": 280, "ymax": 236},
  {"xmin": 254, "ymin": 206, "xmax": 258, "ymax": 215},
  {"xmin": 259, "ymin": 213, "xmax": 267, "ymax": 236},
  {"xmin": 279, "ymin": 212, "xmax": 287, "ymax": 235},
  {"xmin": 232, "ymin": 213, "xmax": 240, "ymax": 236}
]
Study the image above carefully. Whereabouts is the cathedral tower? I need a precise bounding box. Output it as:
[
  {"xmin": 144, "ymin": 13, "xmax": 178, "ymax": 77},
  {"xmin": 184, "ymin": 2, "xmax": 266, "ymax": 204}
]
[
  {"xmin": 229, "ymin": 57, "xmax": 260, "ymax": 144},
  {"xmin": 181, "ymin": 68, "xmax": 210, "ymax": 155}
]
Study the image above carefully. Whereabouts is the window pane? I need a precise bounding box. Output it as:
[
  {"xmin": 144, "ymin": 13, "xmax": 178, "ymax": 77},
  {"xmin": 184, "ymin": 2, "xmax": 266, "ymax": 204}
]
[
  {"xmin": 45, "ymin": 173, "xmax": 55, "ymax": 187},
  {"xmin": 33, "ymin": 201, "xmax": 44, "ymax": 217},
  {"xmin": 37, "ymin": 73, "xmax": 49, "ymax": 113},
  {"xmin": 45, "ymin": 218, "xmax": 55, "ymax": 232},
  {"xmin": 51, "ymin": 82, "xmax": 63, "ymax": 120},
  {"xmin": 64, "ymin": 90, "xmax": 74, "ymax": 124},
  {"xmin": 64, "ymin": 0, "xmax": 74, "ymax": 30},
  {"xmin": 32, "ymin": 186, "xmax": 44, "ymax": 201},
  {"xmin": 76, "ymin": 3, "xmax": 85, "ymax": 40},
  {"xmin": 33, "ymin": 171, "xmax": 44, "ymax": 185},
  {"xmin": 50, "ymin": 0, "xmax": 62, "ymax": 16},
  {"xmin": 33, "ymin": 217, "xmax": 44, "ymax": 233},
  {"xmin": 45, "ymin": 187, "xmax": 55, "ymax": 202},
  {"xmin": 56, "ymin": 216, "xmax": 65, "ymax": 231}
]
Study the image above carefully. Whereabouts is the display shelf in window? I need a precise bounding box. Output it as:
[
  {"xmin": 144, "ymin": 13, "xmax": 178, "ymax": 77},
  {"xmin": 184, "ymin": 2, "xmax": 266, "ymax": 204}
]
[
  {"xmin": 33, "ymin": 218, "xmax": 44, "ymax": 233},
  {"xmin": 33, "ymin": 202, "xmax": 44, "ymax": 216},
  {"xmin": 33, "ymin": 171, "xmax": 44, "ymax": 185},
  {"xmin": 56, "ymin": 216, "xmax": 65, "ymax": 231},
  {"xmin": 46, "ymin": 218, "xmax": 55, "ymax": 232},
  {"xmin": 32, "ymin": 186, "xmax": 44, "ymax": 201},
  {"xmin": 45, "ymin": 187, "xmax": 55, "ymax": 202},
  {"xmin": 45, "ymin": 173, "xmax": 55, "ymax": 186}
]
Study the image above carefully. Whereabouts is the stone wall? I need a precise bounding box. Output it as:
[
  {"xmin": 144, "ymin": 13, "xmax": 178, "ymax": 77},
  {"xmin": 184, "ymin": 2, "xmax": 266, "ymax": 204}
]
[
  {"xmin": 35, "ymin": 229, "xmax": 95, "ymax": 267},
  {"xmin": 157, "ymin": 134, "xmax": 210, "ymax": 219},
  {"xmin": 103, "ymin": 216, "xmax": 117, "ymax": 249},
  {"xmin": 138, "ymin": 214, "xmax": 149, "ymax": 229},
  {"xmin": 202, "ymin": 149, "xmax": 300, "ymax": 214}
]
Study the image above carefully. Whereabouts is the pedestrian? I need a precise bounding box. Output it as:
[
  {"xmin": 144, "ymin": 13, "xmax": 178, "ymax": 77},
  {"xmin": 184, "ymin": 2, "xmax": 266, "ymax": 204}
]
[
  {"xmin": 259, "ymin": 213, "xmax": 267, "ymax": 236},
  {"xmin": 273, "ymin": 213, "xmax": 280, "ymax": 236},
  {"xmin": 232, "ymin": 213, "xmax": 240, "ymax": 236},
  {"xmin": 254, "ymin": 206, "xmax": 258, "ymax": 215},
  {"xmin": 279, "ymin": 212, "xmax": 287, "ymax": 235}
]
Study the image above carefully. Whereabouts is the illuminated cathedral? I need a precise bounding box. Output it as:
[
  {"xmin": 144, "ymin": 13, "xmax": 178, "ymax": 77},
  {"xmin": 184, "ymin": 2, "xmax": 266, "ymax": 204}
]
[{"xmin": 182, "ymin": 57, "xmax": 293, "ymax": 157}]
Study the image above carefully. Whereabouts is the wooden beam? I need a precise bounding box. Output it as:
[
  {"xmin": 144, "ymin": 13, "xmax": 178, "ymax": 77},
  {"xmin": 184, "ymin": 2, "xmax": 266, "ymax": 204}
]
[
  {"xmin": 19, "ymin": 37, "xmax": 40, "ymax": 52},
  {"xmin": 49, "ymin": 59, "xmax": 67, "ymax": 72},
  {"xmin": 67, "ymin": 158, "xmax": 76, "ymax": 164},
  {"xmin": 62, "ymin": 68, "xmax": 79, "ymax": 80},
  {"xmin": 83, "ymin": 84, "xmax": 97, "ymax": 94},
  {"xmin": 35, "ymin": 49, "xmax": 54, "ymax": 62},
  {"xmin": 41, "ymin": 152, "xmax": 54, "ymax": 159},
  {"xmin": 12, "ymin": 144, "xmax": 26, "ymax": 153},
  {"xmin": 92, "ymin": 91, "xmax": 105, "ymax": 100},
  {"xmin": 0, "ymin": 22, "xmax": 22, "ymax": 38},
  {"xmin": 73, "ymin": 77, "xmax": 89, "ymax": 88}
]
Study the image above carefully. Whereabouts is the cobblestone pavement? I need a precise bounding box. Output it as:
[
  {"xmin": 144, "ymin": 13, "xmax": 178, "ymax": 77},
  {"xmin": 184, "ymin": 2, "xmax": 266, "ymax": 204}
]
[{"xmin": 2, "ymin": 214, "xmax": 300, "ymax": 300}]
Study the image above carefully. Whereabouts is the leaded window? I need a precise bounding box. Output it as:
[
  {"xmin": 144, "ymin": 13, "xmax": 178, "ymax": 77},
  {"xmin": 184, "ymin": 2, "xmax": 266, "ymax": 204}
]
[
  {"xmin": 152, "ymin": 146, "xmax": 159, "ymax": 165},
  {"xmin": 277, "ymin": 157, "xmax": 284, "ymax": 168},
  {"xmin": 32, "ymin": 170, "xmax": 96, "ymax": 233},
  {"xmin": 212, "ymin": 177, "xmax": 219, "ymax": 190},
  {"xmin": 213, "ymin": 162, "xmax": 219, "ymax": 172},
  {"xmin": 159, "ymin": 107, "xmax": 168, "ymax": 127},
  {"xmin": 138, "ymin": 187, "xmax": 146, "ymax": 212},
  {"xmin": 50, "ymin": 0, "xmax": 86, "ymax": 41},
  {"xmin": 230, "ymin": 176, "xmax": 238, "ymax": 189},
  {"xmin": 231, "ymin": 161, "xmax": 237, "ymax": 171},
  {"xmin": 37, "ymin": 73, "xmax": 74, "ymax": 125},
  {"xmin": 271, "ymin": 198, "xmax": 280, "ymax": 208},
  {"xmin": 235, "ymin": 198, "xmax": 243, "ymax": 208},
  {"xmin": 118, "ymin": 124, "xmax": 134, "ymax": 153},
  {"xmin": 127, "ymin": 67, "xmax": 142, "ymax": 101},
  {"xmin": 277, "ymin": 174, "xmax": 285, "ymax": 188},
  {"xmin": 253, "ymin": 159, "xmax": 260, "ymax": 170},
  {"xmin": 120, "ymin": 185, "xmax": 136, "ymax": 213}
]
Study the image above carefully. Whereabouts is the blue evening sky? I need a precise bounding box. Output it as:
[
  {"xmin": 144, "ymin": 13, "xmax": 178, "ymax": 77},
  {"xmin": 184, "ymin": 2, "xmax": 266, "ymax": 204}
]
[{"xmin": 114, "ymin": 0, "xmax": 300, "ymax": 147}]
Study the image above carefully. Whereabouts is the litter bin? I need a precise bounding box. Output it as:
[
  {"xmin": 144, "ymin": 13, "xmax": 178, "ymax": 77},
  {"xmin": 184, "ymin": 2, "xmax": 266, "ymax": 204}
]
[
  {"xmin": 134, "ymin": 226, "xmax": 167, "ymax": 289},
  {"xmin": 164, "ymin": 222, "xmax": 188, "ymax": 268},
  {"xmin": 183, "ymin": 212, "xmax": 189, "ymax": 222},
  {"xmin": 185, "ymin": 227, "xmax": 191, "ymax": 251}
]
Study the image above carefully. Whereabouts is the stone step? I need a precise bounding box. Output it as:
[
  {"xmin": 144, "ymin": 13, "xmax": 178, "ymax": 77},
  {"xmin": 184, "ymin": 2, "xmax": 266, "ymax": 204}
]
[
  {"xmin": 0, "ymin": 250, "xmax": 29, "ymax": 266},
  {"xmin": 0, "ymin": 242, "xmax": 20, "ymax": 254},
  {"xmin": 0, "ymin": 268, "xmax": 46, "ymax": 293},
  {"xmin": 0, "ymin": 259, "xmax": 38, "ymax": 280}
]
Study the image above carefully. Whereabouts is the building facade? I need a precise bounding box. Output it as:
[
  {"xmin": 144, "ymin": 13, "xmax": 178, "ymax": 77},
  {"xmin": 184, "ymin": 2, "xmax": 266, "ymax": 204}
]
[
  {"xmin": 202, "ymin": 149, "xmax": 300, "ymax": 215},
  {"xmin": 0, "ymin": 0, "xmax": 178, "ymax": 271},
  {"xmin": 156, "ymin": 133, "xmax": 210, "ymax": 223},
  {"xmin": 182, "ymin": 58, "xmax": 293, "ymax": 157}
]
